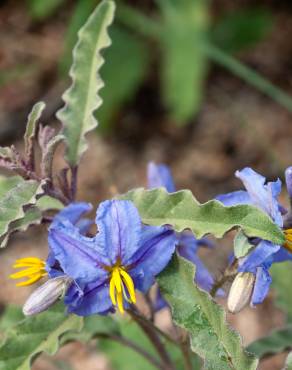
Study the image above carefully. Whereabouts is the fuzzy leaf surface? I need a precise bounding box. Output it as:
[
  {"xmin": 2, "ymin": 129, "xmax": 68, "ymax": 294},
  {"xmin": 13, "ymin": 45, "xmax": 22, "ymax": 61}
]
[
  {"xmin": 0, "ymin": 180, "xmax": 45, "ymax": 247},
  {"xmin": 247, "ymin": 327, "xmax": 292, "ymax": 358},
  {"xmin": 157, "ymin": 255, "xmax": 258, "ymax": 369},
  {"xmin": 121, "ymin": 188, "xmax": 284, "ymax": 244},
  {"xmin": 24, "ymin": 102, "xmax": 45, "ymax": 162},
  {"xmin": 234, "ymin": 230, "xmax": 254, "ymax": 258},
  {"xmin": 57, "ymin": 0, "xmax": 115, "ymax": 165},
  {"xmin": 0, "ymin": 303, "xmax": 83, "ymax": 370}
]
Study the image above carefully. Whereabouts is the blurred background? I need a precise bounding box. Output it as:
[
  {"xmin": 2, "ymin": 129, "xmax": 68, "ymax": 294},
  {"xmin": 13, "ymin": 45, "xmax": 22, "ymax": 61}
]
[{"xmin": 1, "ymin": 0, "xmax": 292, "ymax": 369}]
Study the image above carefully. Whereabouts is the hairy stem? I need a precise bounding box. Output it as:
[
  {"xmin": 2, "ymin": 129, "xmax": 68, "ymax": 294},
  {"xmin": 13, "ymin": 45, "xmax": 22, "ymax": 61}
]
[{"xmin": 96, "ymin": 333, "xmax": 164, "ymax": 370}]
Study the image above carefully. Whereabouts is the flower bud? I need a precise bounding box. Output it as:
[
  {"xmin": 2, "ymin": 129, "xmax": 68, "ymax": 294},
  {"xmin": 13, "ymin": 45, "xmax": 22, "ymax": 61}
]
[
  {"xmin": 227, "ymin": 272, "xmax": 255, "ymax": 314},
  {"xmin": 285, "ymin": 167, "xmax": 292, "ymax": 199},
  {"xmin": 23, "ymin": 276, "xmax": 72, "ymax": 316}
]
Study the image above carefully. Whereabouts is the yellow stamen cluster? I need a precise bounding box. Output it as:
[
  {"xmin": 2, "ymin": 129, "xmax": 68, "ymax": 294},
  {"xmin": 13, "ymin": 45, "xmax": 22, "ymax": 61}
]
[
  {"xmin": 284, "ymin": 229, "xmax": 292, "ymax": 253},
  {"xmin": 10, "ymin": 257, "xmax": 47, "ymax": 287},
  {"xmin": 109, "ymin": 266, "xmax": 136, "ymax": 314}
]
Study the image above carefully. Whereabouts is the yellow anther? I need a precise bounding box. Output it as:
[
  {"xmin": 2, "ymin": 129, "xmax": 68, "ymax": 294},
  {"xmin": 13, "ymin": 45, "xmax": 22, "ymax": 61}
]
[
  {"xmin": 10, "ymin": 257, "xmax": 47, "ymax": 287},
  {"xmin": 109, "ymin": 266, "xmax": 136, "ymax": 313}
]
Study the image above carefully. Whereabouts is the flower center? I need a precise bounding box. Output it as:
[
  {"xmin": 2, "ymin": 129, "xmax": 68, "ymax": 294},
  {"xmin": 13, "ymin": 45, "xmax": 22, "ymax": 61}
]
[
  {"xmin": 10, "ymin": 257, "xmax": 47, "ymax": 286},
  {"xmin": 284, "ymin": 229, "xmax": 292, "ymax": 252},
  {"xmin": 109, "ymin": 266, "xmax": 136, "ymax": 314}
]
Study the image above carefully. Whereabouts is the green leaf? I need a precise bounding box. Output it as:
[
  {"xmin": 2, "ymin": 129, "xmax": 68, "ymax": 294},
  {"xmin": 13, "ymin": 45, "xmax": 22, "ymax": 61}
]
[
  {"xmin": 26, "ymin": 0, "xmax": 65, "ymax": 20},
  {"xmin": 247, "ymin": 327, "xmax": 292, "ymax": 359},
  {"xmin": 97, "ymin": 25, "xmax": 150, "ymax": 132},
  {"xmin": 36, "ymin": 196, "xmax": 64, "ymax": 211},
  {"xmin": 212, "ymin": 8, "xmax": 273, "ymax": 53},
  {"xmin": 57, "ymin": 0, "xmax": 115, "ymax": 166},
  {"xmin": 233, "ymin": 230, "xmax": 254, "ymax": 258},
  {"xmin": 157, "ymin": 0, "xmax": 209, "ymax": 123},
  {"xmin": 0, "ymin": 180, "xmax": 45, "ymax": 247},
  {"xmin": 59, "ymin": 0, "xmax": 97, "ymax": 75},
  {"xmin": 157, "ymin": 255, "xmax": 258, "ymax": 369},
  {"xmin": 24, "ymin": 102, "xmax": 46, "ymax": 163},
  {"xmin": 1, "ymin": 206, "xmax": 42, "ymax": 248},
  {"xmin": 0, "ymin": 176, "xmax": 22, "ymax": 198},
  {"xmin": 120, "ymin": 188, "xmax": 284, "ymax": 244},
  {"xmin": 0, "ymin": 303, "xmax": 83, "ymax": 370},
  {"xmin": 61, "ymin": 314, "xmax": 120, "ymax": 344},
  {"xmin": 41, "ymin": 134, "xmax": 65, "ymax": 179},
  {"xmin": 271, "ymin": 261, "xmax": 292, "ymax": 321},
  {"xmin": 285, "ymin": 351, "xmax": 292, "ymax": 370},
  {"xmin": 0, "ymin": 305, "xmax": 24, "ymax": 334}
]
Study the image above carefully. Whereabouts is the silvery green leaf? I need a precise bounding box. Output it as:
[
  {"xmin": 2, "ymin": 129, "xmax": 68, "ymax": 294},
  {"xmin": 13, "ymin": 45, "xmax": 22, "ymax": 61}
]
[
  {"xmin": 24, "ymin": 102, "xmax": 46, "ymax": 167},
  {"xmin": 57, "ymin": 0, "xmax": 115, "ymax": 166},
  {"xmin": 0, "ymin": 180, "xmax": 45, "ymax": 247},
  {"xmin": 157, "ymin": 255, "xmax": 258, "ymax": 369},
  {"xmin": 120, "ymin": 188, "xmax": 284, "ymax": 244},
  {"xmin": 234, "ymin": 230, "xmax": 254, "ymax": 258},
  {"xmin": 0, "ymin": 303, "xmax": 83, "ymax": 370}
]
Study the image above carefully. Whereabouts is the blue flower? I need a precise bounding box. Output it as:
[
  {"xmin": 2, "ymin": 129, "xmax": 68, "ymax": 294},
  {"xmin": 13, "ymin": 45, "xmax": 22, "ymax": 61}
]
[
  {"xmin": 47, "ymin": 200, "xmax": 177, "ymax": 316},
  {"xmin": 216, "ymin": 167, "xmax": 292, "ymax": 306},
  {"xmin": 147, "ymin": 162, "xmax": 220, "ymax": 299}
]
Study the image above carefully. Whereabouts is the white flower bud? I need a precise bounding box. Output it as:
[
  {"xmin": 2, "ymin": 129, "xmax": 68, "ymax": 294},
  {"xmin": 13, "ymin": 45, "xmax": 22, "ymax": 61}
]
[
  {"xmin": 23, "ymin": 276, "xmax": 72, "ymax": 316},
  {"xmin": 227, "ymin": 272, "xmax": 255, "ymax": 314}
]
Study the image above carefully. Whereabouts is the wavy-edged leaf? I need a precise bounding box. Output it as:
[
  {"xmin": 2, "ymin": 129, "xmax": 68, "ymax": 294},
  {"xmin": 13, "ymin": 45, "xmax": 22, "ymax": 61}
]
[
  {"xmin": 36, "ymin": 195, "xmax": 64, "ymax": 211},
  {"xmin": 0, "ymin": 180, "xmax": 45, "ymax": 247},
  {"xmin": 57, "ymin": 0, "xmax": 115, "ymax": 165},
  {"xmin": 1, "ymin": 206, "xmax": 42, "ymax": 248},
  {"xmin": 0, "ymin": 303, "xmax": 83, "ymax": 370},
  {"xmin": 120, "ymin": 188, "xmax": 284, "ymax": 244},
  {"xmin": 24, "ymin": 102, "xmax": 45, "ymax": 165},
  {"xmin": 157, "ymin": 0, "xmax": 209, "ymax": 123},
  {"xmin": 41, "ymin": 134, "xmax": 65, "ymax": 178},
  {"xmin": 247, "ymin": 327, "xmax": 292, "ymax": 359},
  {"xmin": 157, "ymin": 255, "xmax": 258, "ymax": 369}
]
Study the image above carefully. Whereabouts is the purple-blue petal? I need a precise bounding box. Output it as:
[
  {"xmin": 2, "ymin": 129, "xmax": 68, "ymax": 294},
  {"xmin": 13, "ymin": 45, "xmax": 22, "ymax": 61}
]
[
  {"xmin": 235, "ymin": 167, "xmax": 283, "ymax": 226},
  {"xmin": 272, "ymin": 247, "xmax": 292, "ymax": 263},
  {"xmin": 95, "ymin": 200, "xmax": 142, "ymax": 265},
  {"xmin": 285, "ymin": 166, "xmax": 292, "ymax": 199},
  {"xmin": 238, "ymin": 240, "xmax": 280, "ymax": 273},
  {"xmin": 251, "ymin": 266, "xmax": 272, "ymax": 306},
  {"xmin": 48, "ymin": 219, "xmax": 108, "ymax": 282},
  {"xmin": 54, "ymin": 202, "xmax": 93, "ymax": 226},
  {"xmin": 147, "ymin": 162, "xmax": 176, "ymax": 193},
  {"xmin": 131, "ymin": 228, "xmax": 177, "ymax": 292},
  {"xmin": 215, "ymin": 190, "xmax": 252, "ymax": 207},
  {"xmin": 65, "ymin": 281, "xmax": 113, "ymax": 316}
]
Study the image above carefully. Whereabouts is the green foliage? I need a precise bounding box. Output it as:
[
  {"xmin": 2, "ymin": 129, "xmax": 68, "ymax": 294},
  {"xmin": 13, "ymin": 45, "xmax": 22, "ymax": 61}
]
[
  {"xmin": 271, "ymin": 261, "xmax": 292, "ymax": 321},
  {"xmin": 233, "ymin": 230, "xmax": 254, "ymax": 258},
  {"xmin": 26, "ymin": 0, "xmax": 64, "ymax": 20},
  {"xmin": 59, "ymin": 0, "xmax": 97, "ymax": 75},
  {"xmin": 157, "ymin": 0, "xmax": 209, "ymax": 123},
  {"xmin": 98, "ymin": 26, "xmax": 150, "ymax": 132},
  {"xmin": 157, "ymin": 255, "xmax": 258, "ymax": 369},
  {"xmin": 24, "ymin": 102, "xmax": 45, "ymax": 165},
  {"xmin": 57, "ymin": 0, "xmax": 115, "ymax": 166},
  {"xmin": 0, "ymin": 180, "xmax": 45, "ymax": 247},
  {"xmin": 247, "ymin": 327, "xmax": 292, "ymax": 358},
  {"xmin": 0, "ymin": 305, "xmax": 24, "ymax": 335},
  {"xmin": 41, "ymin": 134, "xmax": 65, "ymax": 178},
  {"xmin": 212, "ymin": 8, "xmax": 273, "ymax": 53},
  {"xmin": 0, "ymin": 176, "xmax": 21, "ymax": 198},
  {"xmin": 36, "ymin": 196, "xmax": 64, "ymax": 211},
  {"xmin": 120, "ymin": 188, "xmax": 284, "ymax": 243},
  {"xmin": 0, "ymin": 303, "xmax": 82, "ymax": 370}
]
